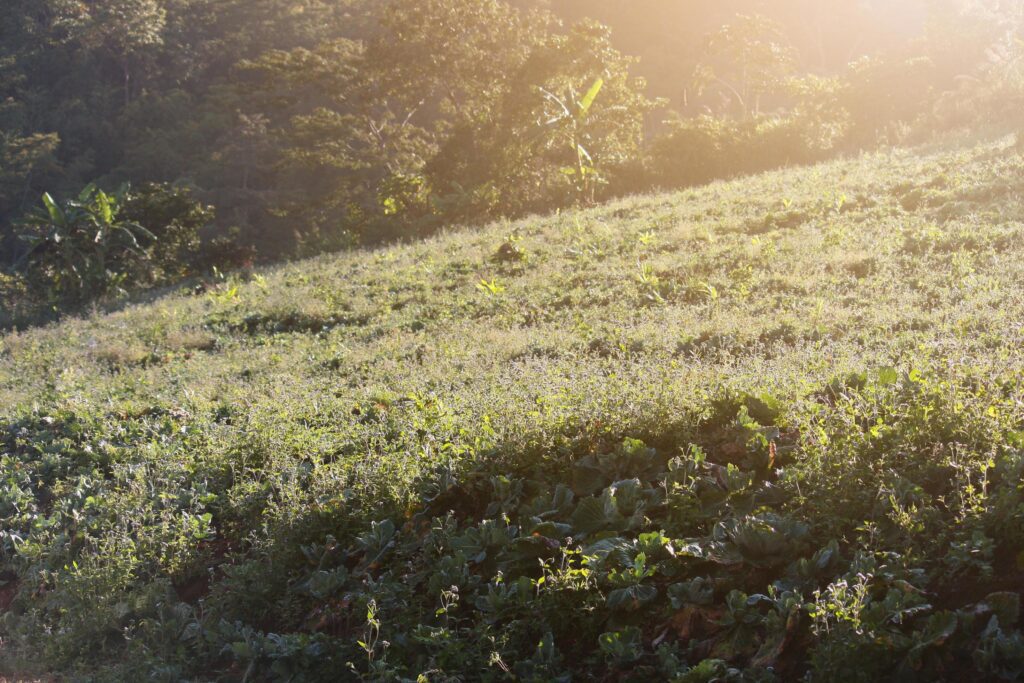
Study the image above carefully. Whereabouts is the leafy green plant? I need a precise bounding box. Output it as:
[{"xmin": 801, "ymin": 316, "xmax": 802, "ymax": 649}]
[
  {"xmin": 118, "ymin": 183, "xmax": 214, "ymax": 278},
  {"xmin": 540, "ymin": 76, "xmax": 606, "ymax": 203},
  {"xmin": 18, "ymin": 186, "xmax": 155, "ymax": 303},
  {"xmin": 598, "ymin": 626, "xmax": 643, "ymax": 666},
  {"xmin": 476, "ymin": 278, "xmax": 506, "ymax": 296},
  {"xmin": 636, "ymin": 261, "xmax": 671, "ymax": 304},
  {"xmin": 16, "ymin": 183, "xmax": 217, "ymax": 307}
]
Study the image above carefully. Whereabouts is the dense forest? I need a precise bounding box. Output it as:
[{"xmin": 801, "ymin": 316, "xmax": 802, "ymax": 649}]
[{"xmin": 1, "ymin": 0, "xmax": 1022, "ymax": 319}]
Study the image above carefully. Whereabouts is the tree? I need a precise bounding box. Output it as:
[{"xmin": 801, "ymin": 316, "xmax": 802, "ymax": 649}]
[
  {"xmin": 230, "ymin": 1, "xmax": 657, "ymax": 248},
  {"xmin": 0, "ymin": 6, "xmax": 65, "ymax": 258},
  {"xmin": 17, "ymin": 185, "xmax": 155, "ymax": 302},
  {"xmin": 420, "ymin": 18, "xmax": 657, "ymax": 214},
  {"xmin": 54, "ymin": 0, "xmax": 167, "ymax": 105},
  {"xmin": 231, "ymin": 38, "xmax": 431, "ymax": 247},
  {"xmin": 0, "ymin": 133, "xmax": 61, "ymax": 255},
  {"xmin": 693, "ymin": 14, "xmax": 797, "ymax": 118}
]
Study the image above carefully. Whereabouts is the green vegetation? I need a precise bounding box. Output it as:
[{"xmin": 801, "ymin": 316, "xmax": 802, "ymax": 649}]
[
  {"xmin": 5, "ymin": 1, "xmax": 1024, "ymax": 680},
  {"xmin": 2, "ymin": 0, "xmax": 1022, "ymax": 295},
  {"xmin": 3, "ymin": 131, "xmax": 1024, "ymax": 679},
  {"xmin": 0, "ymin": 0, "xmax": 657, "ymax": 265},
  {"xmin": 17, "ymin": 183, "xmax": 217, "ymax": 306}
]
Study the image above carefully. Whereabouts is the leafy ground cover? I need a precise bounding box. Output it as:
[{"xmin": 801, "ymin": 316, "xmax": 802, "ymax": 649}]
[{"xmin": 4, "ymin": 133, "xmax": 1024, "ymax": 680}]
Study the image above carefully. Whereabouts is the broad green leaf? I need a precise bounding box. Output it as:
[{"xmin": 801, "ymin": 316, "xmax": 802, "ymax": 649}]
[
  {"xmin": 906, "ymin": 611, "xmax": 958, "ymax": 668},
  {"xmin": 585, "ymin": 537, "xmax": 636, "ymax": 566},
  {"xmin": 983, "ymin": 592, "xmax": 1021, "ymax": 628},
  {"xmin": 572, "ymin": 488, "xmax": 623, "ymax": 535},
  {"xmin": 579, "ymin": 77, "xmax": 605, "ymax": 116},
  {"xmin": 669, "ymin": 577, "xmax": 715, "ymax": 608},
  {"xmin": 42, "ymin": 193, "xmax": 65, "ymax": 227},
  {"xmin": 876, "ymin": 367, "xmax": 899, "ymax": 386},
  {"xmin": 96, "ymin": 190, "xmax": 113, "ymax": 225},
  {"xmin": 606, "ymin": 584, "xmax": 658, "ymax": 611}
]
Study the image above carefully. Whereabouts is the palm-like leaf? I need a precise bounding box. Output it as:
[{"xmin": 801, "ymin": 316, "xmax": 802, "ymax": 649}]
[
  {"xmin": 579, "ymin": 77, "xmax": 604, "ymax": 117},
  {"xmin": 16, "ymin": 186, "xmax": 162, "ymax": 303},
  {"xmin": 41, "ymin": 193, "xmax": 65, "ymax": 228}
]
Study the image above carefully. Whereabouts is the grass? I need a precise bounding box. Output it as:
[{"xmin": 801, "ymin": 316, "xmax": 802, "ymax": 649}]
[{"xmin": 4, "ymin": 134, "xmax": 1024, "ymax": 680}]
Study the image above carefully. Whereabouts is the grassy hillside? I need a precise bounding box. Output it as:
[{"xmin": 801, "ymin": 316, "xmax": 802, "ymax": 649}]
[{"xmin": 4, "ymin": 134, "xmax": 1024, "ymax": 680}]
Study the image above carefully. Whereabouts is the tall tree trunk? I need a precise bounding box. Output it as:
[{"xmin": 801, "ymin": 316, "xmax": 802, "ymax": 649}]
[{"xmin": 122, "ymin": 57, "xmax": 131, "ymax": 107}]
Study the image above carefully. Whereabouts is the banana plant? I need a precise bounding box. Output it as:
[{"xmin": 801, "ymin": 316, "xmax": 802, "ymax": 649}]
[
  {"xmin": 539, "ymin": 76, "xmax": 605, "ymax": 203},
  {"xmin": 18, "ymin": 185, "xmax": 156, "ymax": 303}
]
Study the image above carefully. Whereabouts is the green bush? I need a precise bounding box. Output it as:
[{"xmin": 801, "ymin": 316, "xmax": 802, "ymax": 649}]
[
  {"xmin": 839, "ymin": 55, "xmax": 939, "ymax": 147},
  {"xmin": 118, "ymin": 183, "xmax": 215, "ymax": 281},
  {"xmin": 650, "ymin": 112, "xmax": 833, "ymax": 190},
  {"xmin": 17, "ymin": 186, "xmax": 156, "ymax": 304},
  {"xmin": 16, "ymin": 184, "xmax": 216, "ymax": 306},
  {"xmin": 0, "ymin": 270, "xmax": 34, "ymax": 329}
]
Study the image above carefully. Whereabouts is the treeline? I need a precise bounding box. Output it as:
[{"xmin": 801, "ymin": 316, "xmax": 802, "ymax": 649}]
[
  {"xmin": 1, "ymin": 0, "xmax": 1023, "ymax": 315},
  {"xmin": 524, "ymin": 0, "xmax": 931, "ymax": 107}
]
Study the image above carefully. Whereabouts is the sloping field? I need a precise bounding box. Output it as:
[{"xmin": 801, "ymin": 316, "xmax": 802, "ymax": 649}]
[{"xmin": 4, "ymin": 135, "xmax": 1024, "ymax": 680}]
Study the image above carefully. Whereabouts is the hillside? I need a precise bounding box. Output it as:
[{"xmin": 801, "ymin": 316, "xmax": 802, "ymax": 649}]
[{"xmin": 4, "ymin": 134, "xmax": 1024, "ymax": 680}]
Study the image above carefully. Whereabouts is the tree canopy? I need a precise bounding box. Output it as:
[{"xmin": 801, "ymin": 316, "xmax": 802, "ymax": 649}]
[{"xmin": 0, "ymin": 0, "xmax": 1020, "ymax": 282}]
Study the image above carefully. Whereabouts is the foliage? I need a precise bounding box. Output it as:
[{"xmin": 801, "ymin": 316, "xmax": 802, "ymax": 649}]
[
  {"xmin": 2, "ymin": 0, "xmax": 1024, "ymax": 270},
  {"xmin": 2, "ymin": 133, "xmax": 1024, "ymax": 679},
  {"xmin": 692, "ymin": 13, "xmax": 796, "ymax": 119},
  {"xmin": 647, "ymin": 3, "xmax": 1024, "ymax": 192},
  {"xmin": 17, "ymin": 185, "xmax": 156, "ymax": 303},
  {"xmin": 16, "ymin": 183, "xmax": 214, "ymax": 306},
  {"xmin": 235, "ymin": 3, "xmax": 657, "ymax": 250},
  {"xmin": 650, "ymin": 107, "xmax": 836, "ymax": 190},
  {"xmin": 0, "ymin": 133, "xmax": 61, "ymax": 246},
  {"xmin": 118, "ymin": 183, "xmax": 217, "ymax": 279}
]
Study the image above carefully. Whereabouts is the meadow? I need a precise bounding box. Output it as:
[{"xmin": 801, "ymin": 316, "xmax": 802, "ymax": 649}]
[{"xmin": 3, "ymin": 131, "xmax": 1024, "ymax": 680}]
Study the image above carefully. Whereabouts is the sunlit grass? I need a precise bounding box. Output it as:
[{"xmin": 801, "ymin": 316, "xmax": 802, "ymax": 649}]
[{"xmin": 3, "ymin": 133, "xmax": 1024, "ymax": 679}]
